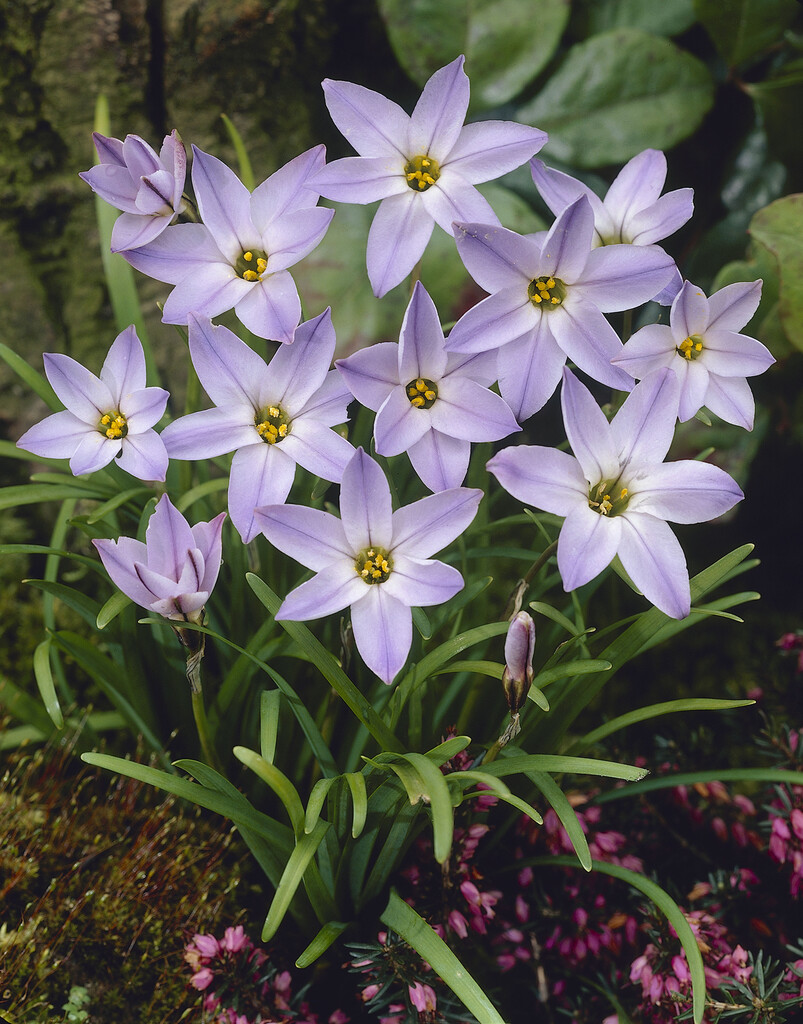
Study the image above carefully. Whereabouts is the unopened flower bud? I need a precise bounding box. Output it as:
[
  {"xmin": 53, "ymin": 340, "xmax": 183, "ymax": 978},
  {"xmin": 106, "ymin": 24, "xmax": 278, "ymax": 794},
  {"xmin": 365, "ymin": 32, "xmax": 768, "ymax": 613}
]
[{"xmin": 502, "ymin": 612, "xmax": 535, "ymax": 714}]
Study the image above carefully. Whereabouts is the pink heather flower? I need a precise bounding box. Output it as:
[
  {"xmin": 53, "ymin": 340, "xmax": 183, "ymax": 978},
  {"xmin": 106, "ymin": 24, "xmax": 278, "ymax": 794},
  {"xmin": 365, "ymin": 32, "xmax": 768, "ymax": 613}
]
[
  {"xmin": 329, "ymin": 1012, "xmax": 350, "ymax": 1024},
  {"xmin": 191, "ymin": 933, "xmax": 221, "ymax": 959},
  {"xmin": 190, "ymin": 966, "xmax": 215, "ymax": 990},
  {"xmin": 80, "ymin": 130, "xmax": 187, "ymax": 252},
  {"xmin": 408, "ymin": 982, "xmax": 437, "ymax": 1014},
  {"xmin": 17, "ymin": 325, "xmax": 169, "ymax": 481},
  {"xmin": 448, "ymin": 909, "xmax": 469, "ymax": 938},
  {"xmin": 220, "ymin": 925, "xmax": 248, "ymax": 953},
  {"xmin": 362, "ymin": 984, "xmax": 380, "ymax": 1002},
  {"xmin": 314, "ymin": 55, "xmax": 546, "ymax": 297}
]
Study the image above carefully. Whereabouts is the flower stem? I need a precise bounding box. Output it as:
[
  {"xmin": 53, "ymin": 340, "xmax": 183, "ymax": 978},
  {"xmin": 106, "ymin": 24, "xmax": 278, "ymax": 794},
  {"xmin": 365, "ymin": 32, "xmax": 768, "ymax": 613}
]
[
  {"xmin": 175, "ymin": 625, "xmax": 223, "ymax": 773},
  {"xmin": 502, "ymin": 540, "xmax": 558, "ymax": 620}
]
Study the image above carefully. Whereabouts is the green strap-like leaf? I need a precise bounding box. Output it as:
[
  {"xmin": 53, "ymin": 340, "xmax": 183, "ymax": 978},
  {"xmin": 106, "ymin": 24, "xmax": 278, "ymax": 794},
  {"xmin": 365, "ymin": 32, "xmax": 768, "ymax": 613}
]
[
  {"xmin": 260, "ymin": 690, "xmax": 282, "ymax": 764},
  {"xmin": 261, "ymin": 820, "xmax": 330, "ymax": 942},
  {"xmin": 0, "ymin": 342, "xmax": 59, "ymax": 409},
  {"xmin": 571, "ymin": 698, "xmax": 755, "ymax": 754},
  {"xmin": 449, "ymin": 770, "xmax": 543, "ymax": 825},
  {"xmin": 33, "ymin": 637, "xmax": 63, "ymax": 729},
  {"xmin": 220, "ymin": 113, "xmax": 255, "ymax": 191},
  {"xmin": 305, "ymin": 777, "xmax": 336, "ymax": 834},
  {"xmin": 381, "ymin": 891, "xmax": 506, "ymax": 1024},
  {"xmin": 532, "ymin": 659, "xmax": 612, "ymax": 689},
  {"xmin": 295, "ymin": 920, "xmax": 349, "ymax": 969},
  {"xmin": 594, "ymin": 767, "xmax": 803, "ymax": 804},
  {"xmin": 234, "ymin": 745, "xmax": 306, "ymax": 837},
  {"xmin": 527, "ymin": 770, "xmax": 591, "ymax": 871},
  {"xmin": 96, "ymin": 590, "xmax": 132, "ymax": 629},
  {"xmin": 530, "ymin": 857, "xmax": 705, "ymax": 1023},
  {"xmin": 246, "ymin": 573, "xmax": 402, "ymax": 752},
  {"xmin": 25, "ymin": 579, "xmax": 102, "ymax": 630},
  {"xmin": 344, "ymin": 772, "xmax": 368, "ymax": 838},
  {"xmin": 481, "ymin": 754, "xmax": 648, "ymax": 783}
]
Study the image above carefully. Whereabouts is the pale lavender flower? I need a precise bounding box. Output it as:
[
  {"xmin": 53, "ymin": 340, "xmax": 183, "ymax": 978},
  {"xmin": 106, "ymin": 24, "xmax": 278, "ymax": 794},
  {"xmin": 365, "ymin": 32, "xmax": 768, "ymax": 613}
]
[
  {"xmin": 612, "ymin": 279, "xmax": 773, "ymax": 429},
  {"xmin": 336, "ymin": 281, "xmax": 519, "ymax": 490},
  {"xmin": 531, "ymin": 150, "xmax": 693, "ymax": 248},
  {"xmin": 161, "ymin": 310, "xmax": 354, "ymax": 543},
  {"xmin": 313, "ymin": 55, "xmax": 547, "ymax": 297},
  {"xmin": 93, "ymin": 494, "xmax": 225, "ymax": 622},
  {"xmin": 487, "ymin": 368, "xmax": 744, "ymax": 618},
  {"xmin": 79, "ymin": 130, "xmax": 187, "ymax": 252},
  {"xmin": 17, "ymin": 325, "xmax": 169, "ymax": 481},
  {"xmin": 254, "ymin": 448, "xmax": 481, "ymax": 683},
  {"xmin": 123, "ymin": 146, "xmax": 333, "ymax": 342},
  {"xmin": 447, "ymin": 196, "xmax": 676, "ymax": 420}
]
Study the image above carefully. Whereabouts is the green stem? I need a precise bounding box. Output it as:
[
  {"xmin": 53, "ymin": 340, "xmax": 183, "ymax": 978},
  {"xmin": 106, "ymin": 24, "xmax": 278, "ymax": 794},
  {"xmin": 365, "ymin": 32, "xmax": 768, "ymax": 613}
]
[
  {"xmin": 502, "ymin": 539, "xmax": 558, "ymax": 620},
  {"xmin": 175, "ymin": 625, "xmax": 223, "ymax": 772}
]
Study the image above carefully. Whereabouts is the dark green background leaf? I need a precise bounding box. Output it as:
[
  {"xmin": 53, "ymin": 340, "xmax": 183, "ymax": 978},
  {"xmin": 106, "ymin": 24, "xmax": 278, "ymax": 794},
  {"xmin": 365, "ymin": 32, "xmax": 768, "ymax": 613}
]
[{"xmin": 694, "ymin": 0, "xmax": 800, "ymax": 68}]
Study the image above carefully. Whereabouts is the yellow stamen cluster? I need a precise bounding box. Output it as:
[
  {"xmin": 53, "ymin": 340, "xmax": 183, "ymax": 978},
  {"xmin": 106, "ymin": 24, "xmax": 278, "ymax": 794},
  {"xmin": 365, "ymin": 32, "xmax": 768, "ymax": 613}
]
[
  {"xmin": 255, "ymin": 405, "xmax": 290, "ymax": 444},
  {"xmin": 677, "ymin": 335, "xmax": 704, "ymax": 361},
  {"xmin": 355, "ymin": 547, "xmax": 392, "ymax": 584},
  {"xmin": 528, "ymin": 276, "xmax": 564, "ymax": 310},
  {"xmin": 99, "ymin": 410, "xmax": 127, "ymax": 440},
  {"xmin": 406, "ymin": 377, "xmax": 438, "ymax": 409},
  {"xmin": 588, "ymin": 481, "xmax": 629, "ymax": 517},
  {"xmin": 237, "ymin": 249, "xmax": 268, "ymax": 282},
  {"xmin": 404, "ymin": 154, "xmax": 440, "ymax": 192}
]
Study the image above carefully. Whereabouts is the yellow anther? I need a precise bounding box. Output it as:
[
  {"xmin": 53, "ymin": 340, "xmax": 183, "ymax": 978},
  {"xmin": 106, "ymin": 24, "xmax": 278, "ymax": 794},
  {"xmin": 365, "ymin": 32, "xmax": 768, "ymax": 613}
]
[
  {"xmin": 620, "ymin": 488, "xmax": 628, "ymax": 499},
  {"xmin": 367, "ymin": 550, "xmax": 375, "ymax": 557},
  {"xmin": 424, "ymin": 390, "xmax": 436, "ymax": 401},
  {"xmin": 101, "ymin": 414, "xmax": 111, "ymax": 425},
  {"xmin": 269, "ymin": 406, "xmax": 280, "ymax": 418},
  {"xmin": 695, "ymin": 342, "xmax": 702, "ymax": 351},
  {"xmin": 278, "ymin": 424, "xmax": 287, "ymax": 438},
  {"xmin": 533, "ymin": 293, "xmax": 543, "ymax": 303},
  {"xmin": 416, "ymin": 380, "xmax": 426, "ymax": 391},
  {"xmin": 257, "ymin": 258, "xmax": 268, "ymax": 273},
  {"xmin": 243, "ymin": 251, "xmax": 253, "ymax": 262},
  {"xmin": 546, "ymin": 278, "xmax": 555, "ymax": 289},
  {"xmin": 410, "ymin": 396, "xmax": 425, "ymax": 407},
  {"xmin": 422, "ymin": 158, "xmax": 430, "ymax": 167},
  {"xmin": 243, "ymin": 270, "xmax": 259, "ymax": 282},
  {"xmin": 408, "ymin": 386, "xmax": 419, "ymax": 397},
  {"xmin": 404, "ymin": 154, "xmax": 441, "ymax": 192}
]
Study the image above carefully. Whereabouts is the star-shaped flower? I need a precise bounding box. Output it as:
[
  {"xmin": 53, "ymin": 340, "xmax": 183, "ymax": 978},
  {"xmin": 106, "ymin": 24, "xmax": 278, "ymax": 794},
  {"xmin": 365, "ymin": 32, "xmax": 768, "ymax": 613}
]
[
  {"xmin": 17, "ymin": 325, "xmax": 169, "ymax": 481},
  {"xmin": 123, "ymin": 146, "xmax": 333, "ymax": 342},
  {"xmin": 336, "ymin": 281, "xmax": 519, "ymax": 490},
  {"xmin": 531, "ymin": 149, "xmax": 693, "ymax": 248},
  {"xmin": 254, "ymin": 448, "xmax": 482, "ymax": 683},
  {"xmin": 313, "ymin": 55, "xmax": 547, "ymax": 297},
  {"xmin": 447, "ymin": 196, "xmax": 676, "ymax": 420},
  {"xmin": 487, "ymin": 368, "xmax": 743, "ymax": 618},
  {"xmin": 94, "ymin": 494, "xmax": 225, "ymax": 622},
  {"xmin": 612, "ymin": 279, "xmax": 773, "ymax": 428},
  {"xmin": 160, "ymin": 310, "xmax": 355, "ymax": 543},
  {"xmin": 80, "ymin": 130, "xmax": 187, "ymax": 252}
]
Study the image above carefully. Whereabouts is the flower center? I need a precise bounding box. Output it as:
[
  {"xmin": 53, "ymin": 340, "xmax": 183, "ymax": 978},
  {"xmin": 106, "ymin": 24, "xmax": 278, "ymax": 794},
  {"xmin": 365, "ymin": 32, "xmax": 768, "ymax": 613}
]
[
  {"xmin": 355, "ymin": 547, "xmax": 393, "ymax": 584},
  {"xmin": 528, "ymin": 276, "xmax": 565, "ymax": 310},
  {"xmin": 235, "ymin": 249, "xmax": 268, "ymax": 282},
  {"xmin": 677, "ymin": 334, "xmax": 704, "ymax": 361},
  {"xmin": 588, "ymin": 481, "xmax": 629, "ymax": 517},
  {"xmin": 406, "ymin": 377, "xmax": 438, "ymax": 409},
  {"xmin": 404, "ymin": 155, "xmax": 440, "ymax": 192},
  {"xmin": 255, "ymin": 404, "xmax": 290, "ymax": 444},
  {"xmin": 99, "ymin": 410, "xmax": 128, "ymax": 440}
]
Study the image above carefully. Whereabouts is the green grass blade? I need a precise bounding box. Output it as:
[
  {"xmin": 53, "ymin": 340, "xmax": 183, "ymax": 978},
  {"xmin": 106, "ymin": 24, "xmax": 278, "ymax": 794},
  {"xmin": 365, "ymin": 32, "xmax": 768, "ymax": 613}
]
[
  {"xmin": 305, "ymin": 777, "xmax": 336, "ymax": 834},
  {"xmin": 220, "ymin": 114, "xmax": 255, "ymax": 191},
  {"xmin": 246, "ymin": 573, "xmax": 402, "ymax": 752},
  {"xmin": 400, "ymin": 752, "xmax": 455, "ymax": 864},
  {"xmin": 261, "ymin": 820, "xmax": 330, "ymax": 942},
  {"xmin": 25, "ymin": 579, "xmax": 102, "ymax": 630},
  {"xmin": 295, "ymin": 920, "xmax": 349, "ymax": 968},
  {"xmin": 481, "ymin": 754, "xmax": 648, "ymax": 783},
  {"xmin": 260, "ymin": 689, "xmax": 282, "ymax": 763},
  {"xmin": 0, "ymin": 342, "xmax": 59, "ymax": 410},
  {"xmin": 571, "ymin": 698, "xmax": 756, "ymax": 754},
  {"xmin": 533, "ymin": 658, "xmax": 612, "ymax": 688},
  {"xmin": 97, "ymin": 590, "xmax": 131, "ymax": 629},
  {"xmin": 450, "ymin": 770, "xmax": 543, "ymax": 825},
  {"xmin": 594, "ymin": 767, "xmax": 803, "ymax": 804},
  {"xmin": 33, "ymin": 638, "xmax": 63, "ymax": 729},
  {"xmin": 234, "ymin": 745, "xmax": 306, "ymax": 836},
  {"xmin": 528, "ymin": 770, "xmax": 591, "ymax": 871},
  {"xmin": 530, "ymin": 857, "xmax": 706, "ymax": 1023},
  {"xmin": 381, "ymin": 891, "xmax": 506, "ymax": 1024},
  {"xmin": 344, "ymin": 771, "xmax": 368, "ymax": 838}
]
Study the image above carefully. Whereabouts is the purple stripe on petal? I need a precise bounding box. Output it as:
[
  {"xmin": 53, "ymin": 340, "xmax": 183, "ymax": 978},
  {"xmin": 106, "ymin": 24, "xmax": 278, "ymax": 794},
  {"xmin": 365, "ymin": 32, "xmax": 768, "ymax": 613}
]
[
  {"xmin": 604, "ymin": 149, "xmax": 667, "ymax": 227},
  {"xmin": 254, "ymin": 503, "xmax": 351, "ymax": 569},
  {"xmin": 266, "ymin": 206, "xmax": 334, "ymax": 274},
  {"xmin": 627, "ymin": 188, "xmax": 693, "ymax": 245},
  {"xmin": 322, "ymin": 79, "xmax": 410, "ymax": 160},
  {"xmin": 340, "ymin": 448, "xmax": 393, "ymax": 551},
  {"xmin": 93, "ymin": 537, "xmax": 154, "ymax": 609},
  {"xmin": 250, "ymin": 145, "xmax": 327, "ymax": 230},
  {"xmin": 612, "ymin": 324, "xmax": 675, "ymax": 381},
  {"xmin": 188, "ymin": 314, "xmax": 268, "ymax": 409},
  {"xmin": 557, "ymin": 503, "xmax": 621, "ymax": 591},
  {"xmin": 337, "ymin": 343, "xmax": 400, "ymax": 410},
  {"xmin": 145, "ymin": 494, "xmax": 196, "ymax": 583},
  {"xmin": 17, "ymin": 411, "xmax": 93, "ymax": 460},
  {"xmin": 69, "ymin": 432, "xmax": 117, "ymax": 476},
  {"xmin": 496, "ymin": 320, "xmax": 565, "ymax": 422},
  {"xmin": 429, "ymin": 376, "xmax": 520, "ymax": 441},
  {"xmin": 44, "ymin": 353, "xmax": 113, "ymax": 423},
  {"xmin": 100, "ymin": 325, "xmax": 146, "ymax": 398},
  {"xmin": 110, "ymin": 212, "xmax": 171, "ymax": 253},
  {"xmin": 191, "ymin": 146, "xmax": 253, "ymax": 260},
  {"xmin": 234, "ymin": 272, "xmax": 301, "ymax": 343},
  {"xmin": 610, "ymin": 367, "xmax": 679, "ymax": 469},
  {"xmin": 374, "ymin": 388, "xmax": 431, "ymax": 458},
  {"xmin": 122, "ymin": 387, "xmax": 169, "ymax": 432},
  {"xmin": 297, "ymin": 368, "xmax": 353, "ymax": 425},
  {"xmin": 702, "ymin": 329, "xmax": 775, "ymax": 378},
  {"xmin": 312, "ymin": 156, "xmax": 407, "ymax": 204},
  {"xmin": 269, "ymin": 308, "xmax": 336, "ymax": 413},
  {"xmin": 162, "ymin": 265, "xmax": 250, "ymax": 325},
  {"xmin": 277, "ymin": 563, "xmax": 366, "ymax": 621},
  {"xmin": 706, "ymin": 281, "xmax": 762, "ymax": 332},
  {"xmin": 350, "ymin": 586, "xmax": 412, "ymax": 684},
  {"xmin": 391, "ymin": 487, "xmax": 481, "ymax": 558},
  {"xmin": 677, "ymin": 359, "xmax": 709, "ymax": 422},
  {"xmin": 617, "ymin": 512, "xmax": 690, "ymax": 619},
  {"xmin": 383, "ymin": 554, "xmax": 463, "ymax": 607},
  {"xmin": 560, "ymin": 369, "xmax": 619, "ymax": 484},
  {"xmin": 578, "ymin": 244, "xmax": 676, "ymax": 312},
  {"xmin": 630, "ymin": 460, "xmax": 743, "ymax": 524},
  {"xmin": 367, "ymin": 192, "xmax": 435, "ymax": 298},
  {"xmin": 445, "ymin": 122, "xmax": 547, "ymax": 184},
  {"xmin": 229, "ymin": 444, "xmax": 296, "ymax": 544},
  {"xmin": 81, "ymin": 163, "xmax": 140, "ymax": 212},
  {"xmin": 408, "ymin": 56, "xmax": 468, "ymax": 161},
  {"xmin": 447, "ymin": 287, "xmax": 535, "ymax": 355},
  {"xmin": 550, "ymin": 298, "xmax": 633, "ymax": 391},
  {"xmin": 280, "ymin": 419, "xmax": 354, "ymax": 482},
  {"xmin": 192, "ymin": 511, "xmax": 226, "ymax": 593},
  {"xmin": 540, "ymin": 197, "xmax": 594, "ymax": 283},
  {"xmin": 421, "ymin": 173, "xmax": 499, "ymax": 234},
  {"xmin": 115, "ymin": 431, "xmax": 168, "ymax": 481},
  {"xmin": 123, "ymin": 223, "xmax": 225, "ymax": 285},
  {"xmin": 670, "ymin": 280, "xmax": 710, "ymax": 340},
  {"xmin": 487, "ymin": 444, "xmax": 586, "ymax": 517},
  {"xmin": 452, "ymin": 222, "xmax": 537, "ymax": 293},
  {"xmin": 700, "ymin": 374, "xmax": 755, "ymax": 430},
  {"xmin": 162, "ymin": 408, "xmax": 255, "ymax": 459},
  {"xmin": 408, "ymin": 429, "xmax": 470, "ymax": 491},
  {"xmin": 399, "ymin": 282, "xmax": 448, "ymax": 383}
]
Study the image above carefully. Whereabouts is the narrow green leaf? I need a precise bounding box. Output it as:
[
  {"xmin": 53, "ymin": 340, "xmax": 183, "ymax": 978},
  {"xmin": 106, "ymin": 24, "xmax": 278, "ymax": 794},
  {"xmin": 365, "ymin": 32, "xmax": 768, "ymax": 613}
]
[
  {"xmin": 221, "ymin": 114, "xmax": 255, "ymax": 191},
  {"xmin": 175, "ymin": 477, "xmax": 229, "ymax": 512},
  {"xmin": 262, "ymin": 820, "xmax": 330, "ymax": 942},
  {"xmin": 424, "ymin": 735, "xmax": 471, "ymax": 763},
  {"xmin": 0, "ymin": 483, "xmax": 108, "ymax": 511},
  {"xmin": 97, "ymin": 590, "xmax": 131, "ymax": 629},
  {"xmin": 450, "ymin": 770, "xmax": 543, "ymax": 825},
  {"xmin": 86, "ymin": 487, "xmax": 151, "ymax": 524},
  {"xmin": 234, "ymin": 745, "xmax": 306, "ymax": 836},
  {"xmin": 533, "ymin": 659, "xmax": 612, "ymax": 689},
  {"xmin": 33, "ymin": 638, "xmax": 63, "ymax": 729},
  {"xmin": 344, "ymin": 772, "xmax": 368, "ymax": 838},
  {"xmin": 572, "ymin": 698, "xmax": 755, "ymax": 753},
  {"xmin": 25, "ymin": 579, "xmax": 102, "ymax": 630},
  {"xmin": 0, "ymin": 672, "xmax": 60, "ymax": 739},
  {"xmin": 295, "ymin": 920, "xmax": 349, "ymax": 968},
  {"xmin": 434, "ymin": 659, "xmax": 502, "ymax": 679},
  {"xmin": 412, "ymin": 606, "xmax": 432, "ymax": 640},
  {"xmin": 305, "ymin": 777, "xmax": 336, "ymax": 834},
  {"xmin": 595, "ymin": 767, "xmax": 803, "ymax": 804},
  {"xmin": 260, "ymin": 690, "xmax": 282, "ymax": 764},
  {"xmin": 381, "ymin": 891, "xmax": 506, "ymax": 1024},
  {"xmin": 531, "ymin": 857, "xmax": 706, "ymax": 1023},
  {"xmin": 481, "ymin": 754, "xmax": 648, "ymax": 783},
  {"xmin": 401, "ymin": 752, "xmax": 455, "ymax": 864},
  {"xmin": 0, "ymin": 342, "xmax": 59, "ymax": 410},
  {"xmin": 529, "ymin": 601, "xmax": 583, "ymax": 635},
  {"xmin": 246, "ymin": 573, "xmax": 402, "ymax": 752},
  {"xmin": 528, "ymin": 771, "xmax": 591, "ymax": 871}
]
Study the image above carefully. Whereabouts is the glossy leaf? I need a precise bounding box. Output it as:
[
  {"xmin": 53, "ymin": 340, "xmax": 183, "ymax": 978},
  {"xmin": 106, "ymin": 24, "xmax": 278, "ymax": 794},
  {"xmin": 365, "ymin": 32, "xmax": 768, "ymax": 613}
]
[
  {"xmin": 33, "ymin": 638, "xmax": 63, "ymax": 729},
  {"xmin": 261, "ymin": 820, "xmax": 331, "ymax": 942},
  {"xmin": 295, "ymin": 920, "xmax": 349, "ymax": 969},
  {"xmin": 694, "ymin": 0, "xmax": 800, "ymax": 67},
  {"xmin": 750, "ymin": 195, "xmax": 803, "ymax": 351}
]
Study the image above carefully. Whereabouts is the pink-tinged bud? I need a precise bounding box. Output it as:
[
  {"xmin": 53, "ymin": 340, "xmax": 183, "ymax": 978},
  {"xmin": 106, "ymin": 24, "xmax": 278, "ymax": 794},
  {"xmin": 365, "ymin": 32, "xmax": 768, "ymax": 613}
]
[
  {"xmin": 190, "ymin": 967, "xmax": 215, "ymax": 990},
  {"xmin": 791, "ymin": 808, "xmax": 803, "ymax": 840},
  {"xmin": 221, "ymin": 925, "xmax": 248, "ymax": 952},
  {"xmin": 502, "ymin": 612, "xmax": 536, "ymax": 713},
  {"xmin": 362, "ymin": 984, "xmax": 380, "ymax": 1002},
  {"xmin": 448, "ymin": 910, "xmax": 469, "ymax": 938},
  {"xmin": 329, "ymin": 1012, "xmax": 351, "ymax": 1024},
  {"xmin": 711, "ymin": 816, "xmax": 728, "ymax": 841},
  {"xmin": 515, "ymin": 895, "xmax": 529, "ymax": 923},
  {"xmin": 191, "ymin": 933, "xmax": 220, "ymax": 958},
  {"xmin": 408, "ymin": 982, "xmax": 437, "ymax": 1014},
  {"xmin": 733, "ymin": 794, "xmax": 756, "ymax": 815}
]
